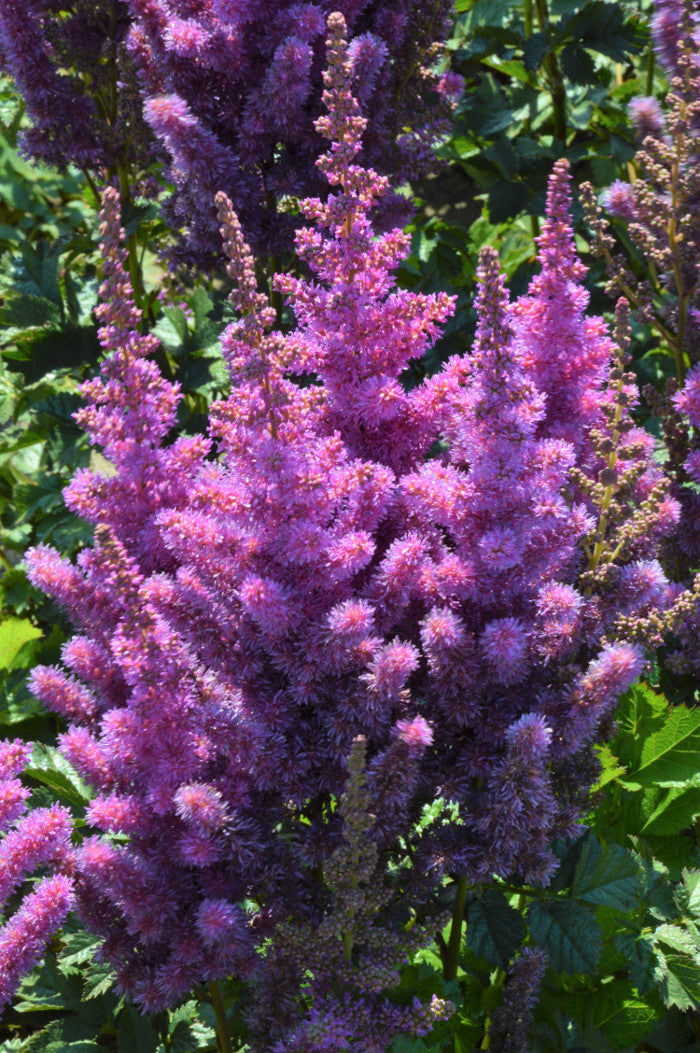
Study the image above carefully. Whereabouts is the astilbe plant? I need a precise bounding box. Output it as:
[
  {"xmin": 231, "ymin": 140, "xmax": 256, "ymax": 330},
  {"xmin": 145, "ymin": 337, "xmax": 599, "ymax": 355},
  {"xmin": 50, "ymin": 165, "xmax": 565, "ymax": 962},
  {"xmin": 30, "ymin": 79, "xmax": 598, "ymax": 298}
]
[
  {"xmin": 22, "ymin": 15, "xmax": 455, "ymax": 1046},
  {"xmin": 11, "ymin": 12, "xmax": 689, "ymax": 1049}
]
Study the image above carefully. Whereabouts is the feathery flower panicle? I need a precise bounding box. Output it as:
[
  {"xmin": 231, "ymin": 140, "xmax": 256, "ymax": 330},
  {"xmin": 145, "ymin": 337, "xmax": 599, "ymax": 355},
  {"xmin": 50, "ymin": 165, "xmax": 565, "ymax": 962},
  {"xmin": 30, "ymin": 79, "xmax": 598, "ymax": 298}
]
[
  {"xmin": 0, "ymin": 741, "xmax": 74, "ymax": 1011},
  {"xmin": 584, "ymin": 3, "xmax": 700, "ymax": 370},
  {"xmin": 488, "ymin": 947, "xmax": 548, "ymax": 1053}
]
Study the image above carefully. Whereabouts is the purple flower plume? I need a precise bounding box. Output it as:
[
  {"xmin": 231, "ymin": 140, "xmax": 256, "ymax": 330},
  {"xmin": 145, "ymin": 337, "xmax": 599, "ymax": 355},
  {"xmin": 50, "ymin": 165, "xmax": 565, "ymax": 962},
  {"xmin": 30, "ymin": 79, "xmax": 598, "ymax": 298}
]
[{"xmin": 0, "ymin": 741, "xmax": 74, "ymax": 1011}]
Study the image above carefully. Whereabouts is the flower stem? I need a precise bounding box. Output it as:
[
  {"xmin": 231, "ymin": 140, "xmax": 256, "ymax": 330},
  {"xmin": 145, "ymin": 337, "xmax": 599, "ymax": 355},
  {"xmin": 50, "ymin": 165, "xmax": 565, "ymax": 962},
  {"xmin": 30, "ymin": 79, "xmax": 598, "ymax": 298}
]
[
  {"xmin": 444, "ymin": 875, "xmax": 468, "ymax": 983},
  {"xmin": 209, "ymin": 981, "xmax": 233, "ymax": 1053}
]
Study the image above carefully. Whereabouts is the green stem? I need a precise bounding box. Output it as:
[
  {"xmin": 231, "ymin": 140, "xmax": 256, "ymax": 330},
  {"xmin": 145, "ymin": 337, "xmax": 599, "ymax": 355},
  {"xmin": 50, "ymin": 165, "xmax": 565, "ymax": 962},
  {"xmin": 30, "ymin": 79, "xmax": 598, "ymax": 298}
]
[
  {"xmin": 80, "ymin": 167, "xmax": 101, "ymax": 208},
  {"xmin": 116, "ymin": 163, "xmax": 145, "ymax": 312},
  {"xmin": 534, "ymin": 0, "xmax": 567, "ymax": 142},
  {"xmin": 269, "ymin": 253, "xmax": 283, "ymax": 329},
  {"xmin": 209, "ymin": 981, "xmax": 233, "ymax": 1053},
  {"xmin": 479, "ymin": 968, "xmax": 507, "ymax": 1050},
  {"xmin": 523, "ymin": 0, "xmax": 533, "ymax": 37},
  {"xmin": 444, "ymin": 876, "xmax": 469, "ymax": 983},
  {"xmin": 645, "ymin": 44, "xmax": 655, "ymax": 97}
]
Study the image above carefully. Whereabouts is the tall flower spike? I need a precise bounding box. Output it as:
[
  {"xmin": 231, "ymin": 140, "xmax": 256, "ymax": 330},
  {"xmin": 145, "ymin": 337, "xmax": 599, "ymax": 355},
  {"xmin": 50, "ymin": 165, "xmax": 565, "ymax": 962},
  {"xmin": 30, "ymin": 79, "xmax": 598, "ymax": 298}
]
[
  {"xmin": 276, "ymin": 12, "xmax": 454, "ymax": 472},
  {"xmin": 511, "ymin": 159, "xmax": 611, "ymax": 453}
]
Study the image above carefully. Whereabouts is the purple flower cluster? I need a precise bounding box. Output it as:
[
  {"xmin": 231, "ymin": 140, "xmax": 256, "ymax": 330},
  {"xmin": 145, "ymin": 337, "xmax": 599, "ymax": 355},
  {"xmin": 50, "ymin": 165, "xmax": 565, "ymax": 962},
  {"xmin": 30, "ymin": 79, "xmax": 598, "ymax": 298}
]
[
  {"xmin": 0, "ymin": 740, "xmax": 74, "ymax": 1011},
  {"xmin": 131, "ymin": 0, "xmax": 457, "ymax": 260},
  {"xmin": 0, "ymin": 0, "xmax": 150, "ymax": 171},
  {"xmin": 8, "ymin": 11, "xmax": 683, "ymax": 1043},
  {"xmin": 0, "ymin": 1, "xmax": 456, "ymax": 262}
]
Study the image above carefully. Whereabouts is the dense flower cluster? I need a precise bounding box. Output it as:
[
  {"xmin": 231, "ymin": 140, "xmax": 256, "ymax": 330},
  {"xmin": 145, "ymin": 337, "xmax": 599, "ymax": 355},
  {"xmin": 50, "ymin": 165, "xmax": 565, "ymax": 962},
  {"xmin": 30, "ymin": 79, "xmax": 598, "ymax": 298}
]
[
  {"xmin": 0, "ymin": 0, "xmax": 150, "ymax": 172},
  {"xmin": 0, "ymin": 0, "xmax": 459, "ymax": 263},
  {"xmin": 0, "ymin": 740, "xmax": 74, "ymax": 1011},
  {"xmin": 10, "ymin": 11, "xmax": 685, "ymax": 1046},
  {"xmin": 132, "ymin": 0, "xmax": 458, "ymax": 260}
]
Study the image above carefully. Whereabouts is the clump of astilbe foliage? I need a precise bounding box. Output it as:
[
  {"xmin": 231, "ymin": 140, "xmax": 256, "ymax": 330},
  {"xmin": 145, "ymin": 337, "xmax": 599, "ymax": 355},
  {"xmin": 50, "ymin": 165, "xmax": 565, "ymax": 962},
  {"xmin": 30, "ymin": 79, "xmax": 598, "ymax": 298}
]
[{"xmin": 2, "ymin": 11, "xmax": 692, "ymax": 1051}]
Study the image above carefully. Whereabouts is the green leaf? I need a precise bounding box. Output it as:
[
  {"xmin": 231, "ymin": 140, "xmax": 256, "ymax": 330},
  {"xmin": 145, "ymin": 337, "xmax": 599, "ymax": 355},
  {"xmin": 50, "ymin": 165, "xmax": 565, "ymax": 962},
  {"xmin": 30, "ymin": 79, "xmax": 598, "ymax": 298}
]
[
  {"xmin": 528, "ymin": 899, "xmax": 602, "ymax": 974},
  {"xmin": 654, "ymin": 950, "xmax": 700, "ymax": 1011},
  {"xmin": 168, "ymin": 1002, "xmax": 217, "ymax": 1052},
  {"xmin": 615, "ymin": 932, "xmax": 657, "ymax": 994},
  {"xmin": 0, "ymin": 615, "xmax": 42, "ymax": 669},
  {"xmin": 25, "ymin": 743, "xmax": 93, "ymax": 806},
  {"xmin": 560, "ymin": 43, "xmax": 597, "ymax": 86},
  {"xmin": 466, "ymin": 889, "xmax": 526, "ymax": 968},
  {"xmin": 58, "ymin": 929, "xmax": 104, "ymax": 970},
  {"xmin": 566, "ymin": 979, "xmax": 660, "ymax": 1049},
  {"xmin": 522, "ymin": 30, "xmax": 549, "ymax": 70},
  {"xmin": 680, "ymin": 870, "xmax": 700, "ymax": 916},
  {"xmin": 564, "ymin": 0, "xmax": 645, "ymax": 61},
  {"xmin": 117, "ymin": 1006, "xmax": 164, "ymax": 1053},
  {"xmin": 641, "ymin": 783, "xmax": 700, "ymax": 836},
  {"xmin": 0, "ymin": 292, "xmax": 62, "ymax": 328},
  {"xmin": 83, "ymin": 960, "xmax": 116, "ymax": 1001},
  {"xmin": 592, "ymin": 743, "xmax": 627, "ymax": 790},
  {"xmin": 655, "ymin": 924, "xmax": 698, "ymax": 957},
  {"xmin": 568, "ymin": 832, "xmax": 641, "ymax": 910},
  {"xmin": 626, "ymin": 707, "xmax": 700, "ymax": 789}
]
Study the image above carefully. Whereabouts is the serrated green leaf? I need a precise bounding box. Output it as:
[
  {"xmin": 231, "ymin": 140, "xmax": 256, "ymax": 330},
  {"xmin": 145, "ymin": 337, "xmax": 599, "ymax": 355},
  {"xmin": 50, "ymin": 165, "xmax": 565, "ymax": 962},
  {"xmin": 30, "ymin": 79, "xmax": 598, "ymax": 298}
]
[
  {"xmin": 168, "ymin": 1001, "xmax": 217, "ymax": 1052},
  {"xmin": 560, "ymin": 43, "xmax": 597, "ymax": 85},
  {"xmin": 116, "ymin": 1006, "xmax": 162, "ymax": 1053},
  {"xmin": 569, "ymin": 832, "xmax": 641, "ymax": 910},
  {"xmin": 25, "ymin": 743, "xmax": 93, "ymax": 806},
  {"xmin": 593, "ymin": 743, "xmax": 627, "ymax": 790},
  {"xmin": 564, "ymin": 0, "xmax": 645, "ymax": 60},
  {"xmin": 522, "ymin": 30, "xmax": 549, "ymax": 70},
  {"xmin": 681, "ymin": 870, "xmax": 700, "ymax": 916},
  {"xmin": 566, "ymin": 978, "xmax": 660, "ymax": 1049},
  {"xmin": 466, "ymin": 889, "xmax": 526, "ymax": 968},
  {"xmin": 642, "ymin": 784, "xmax": 700, "ymax": 836},
  {"xmin": 626, "ymin": 707, "xmax": 700, "ymax": 789},
  {"xmin": 528, "ymin": 898, "xmax": 602, "ymax": 974},
  {"xmin": 615, "ymin": 932, "xmax": 657, "ymax": 994},
  {"xmin": 83, "ymin": 960, "xmax": 116, "ymax": 1001},
  {"xmin": 654, "ymin": 951, "xmax": 700, "ymax": 1011},
  {"xmin": 58, "ymin": 929, "xmax": 104, "ymax": 969},
  {"xmin": 655, "ymin": 924, "xmax": 698, "ymax": 957},
  {"xmin": 0, "ymin": 292, "xmax": 62, "ymax": 328}
]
